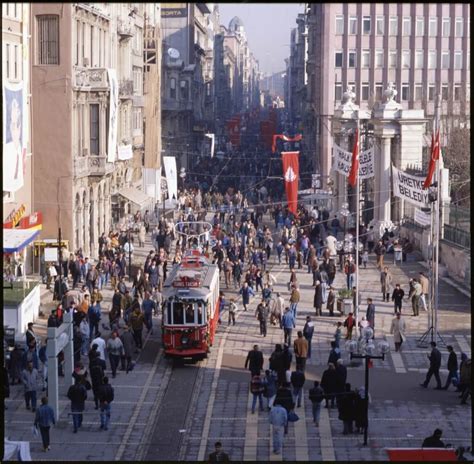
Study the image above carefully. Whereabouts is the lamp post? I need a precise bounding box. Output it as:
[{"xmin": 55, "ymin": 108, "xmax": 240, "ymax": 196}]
[
  {"xmin": 127, "ymin": 218, "xmax": 133, "ymax": 283},
  {"xmin": 339, "ymin": 202, "xmax": 350, "ymax": 238},
  {"xmin": 346, "ymin": 329, "xmax": 390, "ymax": 446}
]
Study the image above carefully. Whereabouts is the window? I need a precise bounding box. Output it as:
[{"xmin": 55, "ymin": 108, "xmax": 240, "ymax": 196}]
[
  {"xmin": 335, "ymin": 15, "xmax": 344, "ymax": 35},
  {"xmin": 454, "ymin": 51, "xmax": 462, "ymax": 69},
  {"xmin": 454, "ymin": 84, "xmax": 461, "ymax": 101},
  {"xmin": 376, "ymin": 16, "xmax": 384, "ymax": 35},
  {"xmin": 375, "ymin": 83, "xmax": 383, "ymax": 101},
  {"xmin": 75, "ymin": 20, "xmax": 80, "ymax": 65},
  {"xmin": 403, "ymin": 17, "xmax": 411, "ymax": 36},
  {"xmin": 90, "ymin": 25, "xmax": 94, "ymax": 66},
  {"xmin": 415, "ymin": 84, "xmax": 423, "ymax": 100},
  {"xmin": 429, "ymin": 17, "xmax": 437, "ymax": 37},
  {"xmin": 442, "ymin": 18, "xmax": 450, "ymax": 37},
  {"xmin": 349, "ymin": 16, "xmax": 357, "ymax": 35},
  {"xmin": 389, "ymin": 16, "xmax": 398, "ymax": 36},
  {"xmin": 402, "ymin": 50, "xmax": 410, "ymax": 68},
  {"xmin": 362, "ymin": 50, "xmax": 370, "ymax": 68},
  {"xmin": 389, "ymin": 50, "xmax": 397, "ymax": 68},
  {"xmin": 335, "ymin": 83, "xmax": 342, "ymax": 101},
  {"xmin": 428, "ymin": 50, "xmax": 436, "ymax": 69},
  {"xmin": 180, "ymin": 80, "xmax": 189, "ymax": 100},
  {"xmin": 441, "ymin": 84, "xmax": 448, "ymax": 101},
  {"xmin": 348, "ymin": 50, "xmax": 357, "ymax": 68},
  {"xmin": 90, "ymin": 104, "xmax": 100, "ymax": 155},
  {"xmin": 362, "ymin": 83, "xmax": 369, "ymax": 100},
  {"xmin": 428, "ymin": 84, "xmax": 435, "ymax": 101},
  {"xmin": 170, "ymin": 77, "xmax": 176, "ymax": 99},
  {"xmin": 375, "ymin": 50, "xmax": 383, "ymax": 68},
  {"xmin": 416, "ymin": 17, "xmax": 424, "ymax": 36},
  {"xmin": 363, "ymin": 16, "xmax": 371, "ymax": 35},
  {"xmin": 13, "ymin": 44, "xmax": 18, "ymax": 79},
  {"xmin": 441, "ymin": 51, "xmax": 450, "ymax": 69},
  {"xmin": 415, "ymin": 50, "xmax": 424, "ymax": 68},
  {"xmin": 37, "ymin": 15, "xmax": 60, "ymax": 64},
  {"xmin": 335, "ymin": 51, "xmax": 343, "ymax": 68},
  {"xmin": 133, "ymin": 108, "xmax": 142, "ymax": 132},
  {"xmin": 5, "ymin": 43, "xmax": 11, "ymax": 78},
  {"xmin": 401, "ymin": 83, "xmax": 410, "ymax": 101},
  {"xmin": 133, "ymin": 26, "xmax": 143, "ymax": 53},
  {"xmin": 133, "ymin": 67, "xmax": 142, "ymax": 94},
  {"xmin": 455, "ymin": 17, "xmax": 463, "ymax": 37}
]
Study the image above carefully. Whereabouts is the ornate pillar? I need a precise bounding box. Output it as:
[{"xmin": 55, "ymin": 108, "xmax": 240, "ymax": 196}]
[{"xmin": 379, "ymin": 136, "xmax": 392, "ymax": 223}]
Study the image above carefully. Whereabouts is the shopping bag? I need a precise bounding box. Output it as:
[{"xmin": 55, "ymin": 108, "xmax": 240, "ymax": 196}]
[
  {"xmin": 32, "ymin": 425, "xmax": 39, "ymax": 437},
  {"xmin": 287, "ymin": 411, "xmax": 299, "ymax": 422}
]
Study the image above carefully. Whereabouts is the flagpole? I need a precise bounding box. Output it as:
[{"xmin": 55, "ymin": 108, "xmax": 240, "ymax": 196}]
[
  {"xmin": 355, "ymin": 117, "xmax": 361, "ymax": 337},
  {"xmin": 433, "ymin": 94, "xmax": 441, "ymax": 339}
]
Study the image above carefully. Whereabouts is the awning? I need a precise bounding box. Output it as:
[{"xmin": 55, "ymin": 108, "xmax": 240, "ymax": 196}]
[
  {"xmin": 117, "ymin": 187, "xmax": 154, "ymax": 208},
  {"xmin": 3, "ymin": 228, "xmax": 41, "ymax": 253}
]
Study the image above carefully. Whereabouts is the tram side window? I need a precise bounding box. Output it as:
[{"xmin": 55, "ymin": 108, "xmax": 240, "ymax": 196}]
[
  {"xmin": 166, "ymin": 302, "xmax": 172, "ymax": 324},
  {"xmin": 184, "ymin": 303, "xmax": 195, "ymax": 324},
  {"xmin": 197, "ymin": 303, "xmax": 204, "ymax": 325},
  {"xmin": 173, "ymin": 302, "xmax": 184, "ymax": 324}
]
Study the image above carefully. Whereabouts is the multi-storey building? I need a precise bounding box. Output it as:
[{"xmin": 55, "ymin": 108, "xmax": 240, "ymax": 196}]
[
  {"xmin": 31, "ymin": 3, "xmax": 156, "ymax": 259},
  {"xmin": 305, "ymin": 3, "xmax": 471, "ymax": 185}
]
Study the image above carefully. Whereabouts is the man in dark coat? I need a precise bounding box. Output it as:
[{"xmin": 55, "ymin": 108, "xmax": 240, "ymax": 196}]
[
  {"xmin": 313, "ymin": 281, "xmax": 323, "ymax": 316},
  {"xmin": 245, "ymin": 345, "xmax": 264, "ymax": 376},
  {"xmin": 89, "ymin": 352, "xmax": 105, "ymax": 409},
  {"xmin": 273, "ymin": 382, "xmax": 295, "ymax": 434},
  {"xmin": 337, "ymin": 383, "xmax": 356, "ymax": 434},
  {"xmin": 442, "ymin": 345, "xmax": 458, "ymax": 390},
  {"xmin": 421, "ymin": 342, "xmax": 442, "ymax": 389},
  {"xmin": 303, "ymin": 316, "xmax": 315, "ymax": 359},
  {"xmin": 269, "ymin": 344, "xmax": 286, "ymax": 386},
  {"xmin": 335, "ymin": 359, "xmax": 347, "ymax": 400},
  {"xmin": 321, "ymin": 363, "xmax": 338, "ymax": 408},
  {"xmin": 67, "ymin": 379, "xmax": 87, "ymax": 433},
  {"xmin": 366, "ymin": 298, "xmax": 375, "ymax": 335}
]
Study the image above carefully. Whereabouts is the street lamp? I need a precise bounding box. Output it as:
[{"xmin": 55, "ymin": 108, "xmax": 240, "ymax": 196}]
[
  {"xmin": 339, "ymin": 202, "xmax": 350, "ymax": 238},
  {"xmin": 346, "ymin": 329, "xmax": 390, "ymax": 446}
]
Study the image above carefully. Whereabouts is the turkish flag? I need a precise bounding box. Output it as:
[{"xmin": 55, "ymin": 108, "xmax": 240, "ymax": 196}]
[
  {"xmin": 348, "ymin": 128, "xmax": 359, "ymax": 187},
  {"xmin": 272, "ymin": 134, "xmax": 303, "ymax": 153},
  {"xmin": 281, "ymin": 151, "xmax": 299, "ymax": 215},
  {"xmin": 422, "ymin": 129, "xmax": 440, "ymax": 189}
]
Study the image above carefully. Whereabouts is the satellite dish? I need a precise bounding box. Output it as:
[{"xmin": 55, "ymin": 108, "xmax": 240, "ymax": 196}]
[{"xmin": 168, "ymin": 48, "xmax": 180, "ymax": 59}]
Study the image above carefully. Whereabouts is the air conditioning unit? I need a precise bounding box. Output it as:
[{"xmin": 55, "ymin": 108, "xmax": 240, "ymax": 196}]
[
  {"xmin": 82, "ymin": 148, "xmax": 89, "ymax": 156},
  {"xmin": 83, "ymin": 57, "xmax": 90, "ymax": 67}
]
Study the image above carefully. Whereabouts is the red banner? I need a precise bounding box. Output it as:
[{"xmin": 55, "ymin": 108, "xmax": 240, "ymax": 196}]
[
  {"xmin": 348, "ymin": 128, "xmax": 359, "ymax": 187},
  {"xmin": 281, "ymin": 151, "xmax": 299, "ymax": 216},
  {"xmin": 227, "ymin": 119, "xmax": 241, "ymax": 147},
  {"xmin": 272, "ymin": 133, "xmax": 303, "ymax": 153},
  {"xmin": 423, "ymin": 129, "xmax": 440, "ymax": 189}
]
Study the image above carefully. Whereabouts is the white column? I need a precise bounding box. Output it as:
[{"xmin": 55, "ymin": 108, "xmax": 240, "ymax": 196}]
[
  {"xmin": 104, "ymin": 196, "xmax": 111, "ymax": 234},
  {"xmin": 379, "ymin": 137, "xmax": 392, "ymax": 222},
  {"xmin": 77, "ymin": 207, "xmax": 83, "ymax": 251},
  {"xmin": 83, "ymin": 203, "xmax": 90, "ymax": 256}
]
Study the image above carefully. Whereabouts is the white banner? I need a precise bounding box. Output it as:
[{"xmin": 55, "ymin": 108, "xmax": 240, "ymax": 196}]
[
  {"xmin": 205, "ymin": 133, "xmax": 215, "ymax": 158},
  {"xmin": 333, "ymin": 145, "xmax": 374, "ymax": 179},
  {"xmin": 163, "ymin": 156, "xmax": 178, "ymax": 201},
  {"xmin": 414, "ymin": 208, "xmax": 431, "ymax": 227},
  {"xmin": 107, "ymin": 69, "xmax": 119, "ymax": 162},
  {"xmin": 391, "ymin": 164, "xmax": 429, "ymax": 208},
  {"xmin": 143, "ymin": 167, "xmax": 161, "ymax": 202},
  {"xmin": 117, "ymin": 144, "xmax": 133, "ymax": 160},
  {"xmin": 3, "ymin": 81, "xmax": 26, "ymax": 192}
]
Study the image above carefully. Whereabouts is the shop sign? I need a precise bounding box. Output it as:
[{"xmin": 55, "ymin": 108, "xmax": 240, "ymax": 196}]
[
  {"xmin": 4, "ymin": 204, "xmax": 26, "ymax": 228},
  {"xmin": 161, "ymin": 8, "xmax": 187, "ymax": 18}
]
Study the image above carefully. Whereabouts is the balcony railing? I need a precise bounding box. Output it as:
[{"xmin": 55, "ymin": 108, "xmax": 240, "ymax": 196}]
[
  {"xmin": 74, "ymin": 155, "xmax": 114, "ymax": 178},
  {"xmin": 73, "ymin": 67, "xmax": 108, "ymax": 91},
  {"xmin": 118, "ymin": 19, "xmax": 134, "ymax": 40},
  {"xmin": 119, "ymin": 80, "xmax": 134, "ymax": 99}
]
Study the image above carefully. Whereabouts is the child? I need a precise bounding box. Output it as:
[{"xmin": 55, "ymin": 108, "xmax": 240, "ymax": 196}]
[
  {"xmin": 228, "ymin": 298, "xmax": 237, "ymax": 326},
  {"xmin": 362, "ymin": 248, "xmax": 369, "ymax": 269}
]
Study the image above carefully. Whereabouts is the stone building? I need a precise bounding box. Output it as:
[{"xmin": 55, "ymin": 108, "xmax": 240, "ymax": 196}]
[
  {"xmin": 31, "ymin": 3, "xmax": 157, "ymax": 259},
  {"xmin": 305, "ymin": 3, "xmax": 471, "ymax": 186}
]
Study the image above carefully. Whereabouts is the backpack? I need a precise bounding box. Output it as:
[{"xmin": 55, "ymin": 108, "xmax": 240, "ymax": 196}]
[{"xmin": 250, "ymin": 375, "xmax": 264, "ymax": 394}]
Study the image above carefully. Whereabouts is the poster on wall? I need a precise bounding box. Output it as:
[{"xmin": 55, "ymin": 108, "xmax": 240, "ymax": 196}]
[
  {"xmin": 117, "ymin": 144, "xmax": 133, "ymax": 160},
  {"xmin": 107, "ymin": 69, "xmax": 119, "ymax": 163},
  {"xmin": 163, "ymin": 156, "xmax": 178, "ymax": 201},
  {"xmin": 391, "ymin": 164, "xmax": 429, "ymax": 208},
  {"xmin": 3, "ymin": 81, "xmax": 26, "ymax": 193}
]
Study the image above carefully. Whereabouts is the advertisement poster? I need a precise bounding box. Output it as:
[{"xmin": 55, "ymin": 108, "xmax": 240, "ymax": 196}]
[
  {"xmin": 107, "ymin": 69, "xmax": 119, "ymax": 162},
  {"xmin": 3, "ymin": 81, "xmax": 26, "ymax": 193}
]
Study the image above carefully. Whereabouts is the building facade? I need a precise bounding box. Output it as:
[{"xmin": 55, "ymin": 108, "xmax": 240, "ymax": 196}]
[
  {"xmin": 31, "ymin": 3, "xmax": 157, "ymax": 259},
  {"xmin": 305, "ymin": 3, "xmax": 471, "ymax": 185}
]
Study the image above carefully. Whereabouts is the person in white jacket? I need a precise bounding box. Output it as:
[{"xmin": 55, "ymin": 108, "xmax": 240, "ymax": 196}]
[{"xmin": 390, "ymin": 312, "xmax": 406, "ymax": 352}]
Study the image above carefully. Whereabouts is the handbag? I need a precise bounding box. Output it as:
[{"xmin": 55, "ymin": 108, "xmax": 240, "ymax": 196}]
[{"xmin": 287, "ymin": 411, "xmax": 299, "ymax": 422}]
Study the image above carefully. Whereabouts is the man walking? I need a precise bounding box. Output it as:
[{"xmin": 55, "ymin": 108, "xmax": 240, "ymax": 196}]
[
  {"xmin": 98, "ymin": 376, "xmax": 114, "ymax": 430},
  {"xmin": 106, "ymin": 331, "xmax": 124, "ymax": 378},
  {"xmin": 442, "ymin": 345, "xmax": 459, "ymax": 390},
  {"xmin": 281, "ymin": 307, "xmax": 296, "ymax": 346},
  {"xmin": 308, "ymin": 380, "xmax": 325, "ymax": 426},
  {"xmin": 255, "ymin": 301, "xmax": 268, "ymax": 337},
  {"xmin": 245, "ymin": 345, "xmax": 264, "ymax": 376},
  {"xmin": 390, "ymin": 312, "xmax": 406, "ymax": 352},
  {"xmin": 293, "ymin": 331, "xmax": 309, "ymax": 372},
  {"xmin": 289, "ymin": 285, "xmax": 300, "ymax": 318},
  {"xmin": 67, "ymin": 378, "xmax": 87, "ymax": 433},
  {"xmin": 34, "ymin": 396, "xmax": 56, "ymax": 452},
  {"xmin": 366, "ymin": 298, "xmax": 375, "ymax": 335},
  {"xmin": 374, "ymin": 240, "xmax": 386, "ymax": 269},
  {"xmin": 418, "ymin": 272, "xmax": 429, "ymax": 312},
  {"xmin": 22, "ymin": 361, "xmax": 39, "ymax": 412},
  {"xmin": 239, "ymin": 282, "xmax": 255, "ymax": 312},
  {"xmin": 269, "ymin": 403, "xmax": 288, "ymax": 455},
  {"xmin": 290, "ymin": 368, "xmax": 306, "ymax": 408},
  {"xmin": 120, "ymin": 325, "xmax": 136, "ymax": 373},
  {"xmin": 420, "ymin": 342, "xmax": 442, "ymax": 389},
  {"xmin": 391, "ymin": 283, "xmax": 405, "ymax": 314},
  {"xmin": 303, "ymin": 316, "xmax": 314, "ymax": 359}
]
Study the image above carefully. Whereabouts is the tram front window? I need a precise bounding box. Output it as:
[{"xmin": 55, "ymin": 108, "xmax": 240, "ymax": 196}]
[
  {"xmin": 173, "ymin": 302, "xmax": 184, "ymax": 325},
  {"xmin": 185, "ymin": 304, "xmax": 195, "ymax": 324}
]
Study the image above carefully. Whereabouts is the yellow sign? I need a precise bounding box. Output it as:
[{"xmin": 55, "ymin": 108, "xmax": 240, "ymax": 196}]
[{"xmin": 5, "ymin": 204, "xmax": 26, "ymax": 227}]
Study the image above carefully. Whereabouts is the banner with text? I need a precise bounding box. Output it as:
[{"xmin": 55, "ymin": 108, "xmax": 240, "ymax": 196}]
[
  {"xmin": 333, "ymin": 145, "xmax": 375, "ymax": 179},
  {"xmin": 163, "ymin": 156, "xmax": 178, "ymax": 201},
  {"xmin": 107, "ymin": 69, "xmax": 119, "ymax": 162},
  {"xmin": 414, "ymin": 208, "xmax": 431, "ymax": 227},
  {"xmin": 391, "ymin": 164, "xmax": 429, "ymax": 208}
]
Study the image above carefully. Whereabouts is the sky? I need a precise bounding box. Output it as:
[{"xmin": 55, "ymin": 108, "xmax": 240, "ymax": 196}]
[{"xmin": 218, "ymin": 3, "xmax": 305, "ymax": 75}]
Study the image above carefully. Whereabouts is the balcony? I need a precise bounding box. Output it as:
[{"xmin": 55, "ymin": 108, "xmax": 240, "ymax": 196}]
[
  {"xmin": 73, "ymin": 67, "xmax": 108, "ymax": 91},
  {"xmin": 74, "ymin": 155, "xmax": 114, "ymax": 179},
  {"xmin": 162, "ymin": 98, "xmax": 193, "ymax": 112},
  {"xmin": 118, "ymin": 19, "xmax": 134, "ymax": 40},
  {"xmin": 119, "ymin": 80, "xmax": 134, "ymax": 99}
]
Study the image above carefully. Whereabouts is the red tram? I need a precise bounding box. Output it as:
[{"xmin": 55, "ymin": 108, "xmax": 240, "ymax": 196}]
[{"xmin": 161, "ymin": 250, "xmax": 220, "ymax": 360}]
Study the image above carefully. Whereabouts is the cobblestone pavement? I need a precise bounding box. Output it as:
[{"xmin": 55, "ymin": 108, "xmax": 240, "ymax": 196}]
[{"xmin": 4, "ymin": 216, "xmax": 472, "ymax": 461}]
